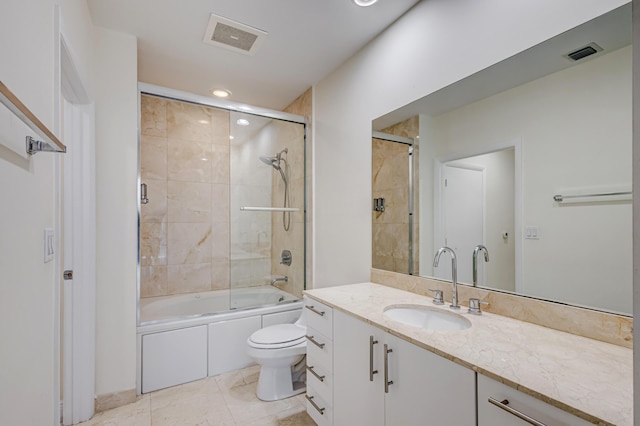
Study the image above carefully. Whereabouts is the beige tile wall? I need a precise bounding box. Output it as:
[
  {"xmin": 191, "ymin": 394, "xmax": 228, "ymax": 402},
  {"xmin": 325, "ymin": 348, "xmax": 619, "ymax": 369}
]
[
  {"xmin": 140, "ymin": 95, "xmax": 230, "ymax": 298},
  {"xmin": 281, "ymin": 89, "xmax": 312, "ymax": 297}
]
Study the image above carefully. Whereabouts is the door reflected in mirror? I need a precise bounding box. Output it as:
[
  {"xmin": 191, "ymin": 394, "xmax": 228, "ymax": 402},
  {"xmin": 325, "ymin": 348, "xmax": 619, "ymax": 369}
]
[
  {"xmin": 433, "ymin": 148, "xmax": 515, "ymax": 292},
  {"xmin": 372, "ymin": 4, "xmax": 632, "ymax": 316}
]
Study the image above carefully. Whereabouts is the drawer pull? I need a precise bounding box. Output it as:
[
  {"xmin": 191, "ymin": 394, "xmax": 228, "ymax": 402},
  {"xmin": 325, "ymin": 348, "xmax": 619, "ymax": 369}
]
[
  {"xmin": 305, "ymin": 305, "xmax": 326, "ymax": 316},
  {"xmin": 488, "ymin": 397, "xmax": 547, "ymax": 426},
  {"xmin": 305, "ymin": 335, "xmax": 326, "ymax": 349},
  {"xmin": 369, "ymin": 335, "xmax": 379, "ymax": 381},
  {"xmin": 384, "ymin": 344, "xmax": 393, "ymax": 393},
  {"xmin": 305, "ymin": 395, "xmax": 325, "ymax": 415},
  {"xmin": 307, "ymin": 365, "xmax": 325, "ymax": 382}
]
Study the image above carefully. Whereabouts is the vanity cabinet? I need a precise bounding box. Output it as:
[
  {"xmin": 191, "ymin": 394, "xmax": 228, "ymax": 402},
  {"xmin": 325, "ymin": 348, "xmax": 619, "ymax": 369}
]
[
  {"xmin": 333, "ymin": 310, "xmax": 475, "ymax": 426},
  {"xmin": 477, "ymin": 374, "xmax": 592, "ymax": 426},
  {"xmin": 304, "ymin": 297, "xmax": 334, "ymax": 426}
]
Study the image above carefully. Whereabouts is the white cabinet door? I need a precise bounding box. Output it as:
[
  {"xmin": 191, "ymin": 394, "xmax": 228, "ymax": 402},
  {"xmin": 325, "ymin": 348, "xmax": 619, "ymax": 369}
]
[
  {"xmin": 333, "ymin": 310, "xmax": 385, "ymax": 426},
  {"xmin": 477, "ymin": 374, "xmax": 592, "ymax": 426},
  {"xmin": 384, "ymin": 332, "xmax": 476, "ymax": 426}
]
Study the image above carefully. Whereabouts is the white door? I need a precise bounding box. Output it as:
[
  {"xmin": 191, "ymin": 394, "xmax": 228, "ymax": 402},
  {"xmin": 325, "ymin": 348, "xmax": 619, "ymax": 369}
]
[
  {"xmin": 437, "ymin": 165, "xmax": 484, "ymax": 283},
  {"xmin": 62, "ymin": 98, "xmax": 96, "ymax": 425}
]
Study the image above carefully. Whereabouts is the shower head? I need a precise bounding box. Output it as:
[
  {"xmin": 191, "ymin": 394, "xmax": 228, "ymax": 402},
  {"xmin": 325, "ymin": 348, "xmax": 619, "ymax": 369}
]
[
  {"xmin": 260, "ymin": 155, "xmax": 278, "ymax": 168},
  {"xmin": 259, "ymin": 148, "xmax": 288, "ymax": 170}
]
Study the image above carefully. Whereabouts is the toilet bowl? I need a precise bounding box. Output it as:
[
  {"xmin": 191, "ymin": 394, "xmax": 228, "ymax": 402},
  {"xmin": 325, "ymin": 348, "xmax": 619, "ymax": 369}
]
[{"xmin": 247, "ymin": 316, "xmax": 307, "ymax": 401}]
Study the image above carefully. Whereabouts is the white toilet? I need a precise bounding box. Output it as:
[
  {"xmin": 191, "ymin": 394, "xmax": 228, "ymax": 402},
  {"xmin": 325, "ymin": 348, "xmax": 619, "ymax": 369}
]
[{"xmin": 246, "ymin": 314, "xmax": 307, "ymax": 401}]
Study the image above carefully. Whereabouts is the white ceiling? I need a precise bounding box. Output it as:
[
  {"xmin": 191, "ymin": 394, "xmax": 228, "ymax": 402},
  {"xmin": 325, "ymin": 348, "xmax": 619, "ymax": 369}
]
[{"xmin": 87, "ymin": 0, "xmax": 421, "ymax": 110}]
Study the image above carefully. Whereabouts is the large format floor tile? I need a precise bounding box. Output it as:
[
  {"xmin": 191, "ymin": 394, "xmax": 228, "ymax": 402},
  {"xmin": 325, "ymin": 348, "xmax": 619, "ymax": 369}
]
[{"xmin": 78, "ymin": 365, "xmax": 314, "ymax": 426}]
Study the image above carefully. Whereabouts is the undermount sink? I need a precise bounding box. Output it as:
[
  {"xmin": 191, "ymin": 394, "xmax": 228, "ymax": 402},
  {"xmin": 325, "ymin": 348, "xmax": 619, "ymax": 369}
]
[{"xmin": 383, "ymin": 305, "xmax": 471, "ymax": 331}]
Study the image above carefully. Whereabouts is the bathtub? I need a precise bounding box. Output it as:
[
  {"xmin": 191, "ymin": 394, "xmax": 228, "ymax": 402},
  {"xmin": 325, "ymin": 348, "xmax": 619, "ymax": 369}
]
[
  {"xmin": 139, "ymin": 286, "xmax": 299, "ymax": 324},
  {"xmin": 136, "ymin": 286, "xmax": 304, "ymax": 394}
]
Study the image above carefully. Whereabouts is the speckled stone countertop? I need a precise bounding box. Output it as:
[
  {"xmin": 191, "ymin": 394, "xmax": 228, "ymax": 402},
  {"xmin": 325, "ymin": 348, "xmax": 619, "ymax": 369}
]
[{"xmin": 304, "ymin": 282, "xmax": 632, "ymax": 426}]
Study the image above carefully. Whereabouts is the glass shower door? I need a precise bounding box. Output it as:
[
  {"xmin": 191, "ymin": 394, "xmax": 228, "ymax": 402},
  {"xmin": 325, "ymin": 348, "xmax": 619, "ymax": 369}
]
[{"xmin": 229, "ymin": 111, "xmax": 305, "ymax": 310}]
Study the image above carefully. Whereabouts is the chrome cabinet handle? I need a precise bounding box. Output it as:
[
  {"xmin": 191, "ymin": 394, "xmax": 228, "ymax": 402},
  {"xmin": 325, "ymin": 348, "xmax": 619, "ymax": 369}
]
[
  {"xmin": 488, "ymin": 397, "xmax": 547, "ymax": 426},
  {"xmin": 384, "ymin": 344, "xmax": 393, "ymax": 393},
  {"xmin": 307, "ymin": 365, "xmax": 325, "ymax": 382},
  {"xmin": 369, "ymin": 336, "xmax": 379, "ymax": 381},
  {"xmin": 305, "ymin": 335, "xmax": 326, "ymax": 349},
  {"xmin": 305, "ymin": 395, "xmax": 325, "ymax": 415},
  {"xmin": 305, "ymin": 305, "xmax": 325, "ymax": 316}
]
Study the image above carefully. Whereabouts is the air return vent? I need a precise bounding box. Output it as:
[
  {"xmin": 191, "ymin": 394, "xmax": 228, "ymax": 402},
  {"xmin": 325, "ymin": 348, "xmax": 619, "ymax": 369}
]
[
  {"xmin": 565, "ymin": 42, "xmax": 602, "ymax": 61},
  {"xmin": 203, "ymin": 14, "xmax": 267, "ymax": 56}
]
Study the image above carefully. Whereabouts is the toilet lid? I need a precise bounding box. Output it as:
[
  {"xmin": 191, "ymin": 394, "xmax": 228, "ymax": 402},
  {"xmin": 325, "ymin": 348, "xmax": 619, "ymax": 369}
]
[{"xmin": 249, "ymin": 324, "xmax": 306, "ymax": 349}]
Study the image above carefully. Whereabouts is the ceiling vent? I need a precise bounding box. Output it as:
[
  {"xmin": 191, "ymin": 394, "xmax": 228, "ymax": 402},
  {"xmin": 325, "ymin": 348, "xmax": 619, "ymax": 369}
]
[
  {"xmin": 565, "ymin": 42, "xmax": 603, "ymax": 61},
  {"xmin": 203, "ymin": 14, "xmax": 267, "ymax": 56}
]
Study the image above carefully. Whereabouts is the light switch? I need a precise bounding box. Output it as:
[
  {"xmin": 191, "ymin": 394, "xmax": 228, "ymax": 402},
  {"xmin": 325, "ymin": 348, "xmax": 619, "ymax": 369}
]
[
  {"xmin": 525, "ymin": 226, "xmax": 539, "ymax": 240},
  {"xmin": 44, "ymin": 228, "xmax": 54, "ymax": 262}
]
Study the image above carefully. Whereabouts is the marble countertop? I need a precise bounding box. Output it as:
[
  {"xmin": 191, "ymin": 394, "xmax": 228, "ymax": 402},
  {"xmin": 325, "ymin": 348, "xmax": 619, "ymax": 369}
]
[{"xmin": 305, "ymin": 282, "xmax": 632, "ymax": 426}]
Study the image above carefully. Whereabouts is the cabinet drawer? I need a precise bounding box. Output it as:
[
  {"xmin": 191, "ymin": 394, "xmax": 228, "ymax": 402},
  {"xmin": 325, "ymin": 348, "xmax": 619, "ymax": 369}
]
[
  {"xmin": 477, "ymin": 375, "xmax": 592, "ymax": 426},
  {"xmin": 306, "ymin": 387, "xmax": 333, "ymax": 426},
  {"xmin": 307, "ymin": 363, "xmax": 332, "ymax": 402},
  {"xmin": 304, "ymin": 297, "xmax": 333, "ymax": 338},
  {"xmin": 306, "ymin": 327, "xmax": 333, "ymax": 371}
]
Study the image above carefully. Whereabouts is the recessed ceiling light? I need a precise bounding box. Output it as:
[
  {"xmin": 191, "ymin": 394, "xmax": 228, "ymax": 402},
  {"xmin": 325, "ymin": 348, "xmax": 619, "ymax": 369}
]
[
  {"xmin": 236, "ymin": 118, "xmax": 250, "ymax": 126},
  {"xmin": 353, "ymin": 0, "xmax": 378, "ymax": 6},
  {"xmin": 212, "ymin": 89, "xmax": 231, "ymax": 98},
  {"xmin": 229, "ymin": 135, "xmax": 235, "ymax": 140}
]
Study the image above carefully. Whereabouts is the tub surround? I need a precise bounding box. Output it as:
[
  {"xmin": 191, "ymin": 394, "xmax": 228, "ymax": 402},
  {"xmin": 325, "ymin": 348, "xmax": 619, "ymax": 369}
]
[
  {"xmin": 372, "ymin": 268, "xmax": 633, "ymax": 349},
  {"xmin": 305, "ymin": 282, "xmax": 632, "ymax": 425}
]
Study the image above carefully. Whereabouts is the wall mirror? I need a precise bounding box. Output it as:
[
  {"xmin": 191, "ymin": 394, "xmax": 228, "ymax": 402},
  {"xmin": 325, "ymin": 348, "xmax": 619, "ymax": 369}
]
[{"xmin": 372, "ymin": 3, "xmax": 632, "ymax": 316}]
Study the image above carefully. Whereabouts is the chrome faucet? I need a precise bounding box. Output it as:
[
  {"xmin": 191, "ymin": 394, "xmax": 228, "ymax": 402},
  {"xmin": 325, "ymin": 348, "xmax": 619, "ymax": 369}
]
[
  {"xmin": 472, "ymin": 245, "xmax": 490, "ymax": 287},
  {"xmin": 433, "ymin": 247, "xmax": 459, "ymax": 309},
  {"xmin": 271, "ymin": 276, "xmax": 288, "ymax": 286}
]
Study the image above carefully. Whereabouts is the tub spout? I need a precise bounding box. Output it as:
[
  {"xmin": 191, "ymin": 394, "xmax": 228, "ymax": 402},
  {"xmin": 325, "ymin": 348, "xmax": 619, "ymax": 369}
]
[{"xmin": 271, "ymin": 276, "xmax": 288, "ymax": 286}]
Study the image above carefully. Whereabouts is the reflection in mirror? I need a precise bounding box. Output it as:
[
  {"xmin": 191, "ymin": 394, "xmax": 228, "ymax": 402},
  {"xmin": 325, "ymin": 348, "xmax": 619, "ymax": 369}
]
[
  {"xmin": 372, "ymin": 118, "xmax": 419, "ymax": 275},
  {"xmin": 372, "ymin": 4, "xmax": 632, "ymax": 315},
  {"xmin": 433, "ymin": 148, "xmax": 515, "ymax": 292}
]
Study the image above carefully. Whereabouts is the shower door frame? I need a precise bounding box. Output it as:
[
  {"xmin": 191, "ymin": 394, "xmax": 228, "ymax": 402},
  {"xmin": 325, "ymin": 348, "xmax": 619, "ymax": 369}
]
[{"xmin": 136, "ymin": 83, "xmax": 307, "ymax": 325}]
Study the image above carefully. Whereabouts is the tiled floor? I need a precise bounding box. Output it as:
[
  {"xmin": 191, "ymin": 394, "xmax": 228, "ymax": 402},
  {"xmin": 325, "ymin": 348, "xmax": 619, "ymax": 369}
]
[{"xmin": 79, "ymin": 365, "xmax": 316, "ymax": 426}]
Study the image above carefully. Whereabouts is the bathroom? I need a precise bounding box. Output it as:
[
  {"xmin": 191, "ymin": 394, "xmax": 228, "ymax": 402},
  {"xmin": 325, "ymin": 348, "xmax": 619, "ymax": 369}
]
[{"xmin": 0, "ymin": 0, "xmax": 637, "ymax": 425}]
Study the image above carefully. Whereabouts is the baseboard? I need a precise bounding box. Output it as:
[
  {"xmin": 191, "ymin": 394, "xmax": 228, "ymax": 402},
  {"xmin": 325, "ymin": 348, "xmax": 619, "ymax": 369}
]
[{"xmin": 95, "ymin": 388, "xmax": 137, "ymax": 413}]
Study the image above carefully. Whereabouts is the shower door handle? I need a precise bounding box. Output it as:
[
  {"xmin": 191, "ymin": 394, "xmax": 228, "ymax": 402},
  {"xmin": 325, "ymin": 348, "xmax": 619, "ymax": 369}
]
[{"xmin": 140, "ymin": 183, "xmax": 149, "ymax": 204}]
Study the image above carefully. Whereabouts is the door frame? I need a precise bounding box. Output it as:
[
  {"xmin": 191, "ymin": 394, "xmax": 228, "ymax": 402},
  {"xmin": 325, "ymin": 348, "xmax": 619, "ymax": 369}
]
[
  {"xmin": 54, "ymin": 10, "xmax": 97, "ymax": 425},
  {"xmin": 433, "ymin": 138, "xmax": 523, "ymax": 291}
]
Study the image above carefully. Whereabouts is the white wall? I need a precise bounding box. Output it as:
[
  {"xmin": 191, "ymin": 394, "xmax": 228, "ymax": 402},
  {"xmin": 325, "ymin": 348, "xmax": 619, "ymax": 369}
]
[
  {"xmin": 93, "ymin": 27, "xmax": 138, "ymax": 397},
  {"xmin": 0, "ymin": 1, "xmax": 138, "ymax": 422},
  {"xmin": 0, "ymin": 0, "xmax": 94, "ymax": 424},
  {"xmin": 312, "ymin": 0, "xmax": 628, "ymax": 289}
]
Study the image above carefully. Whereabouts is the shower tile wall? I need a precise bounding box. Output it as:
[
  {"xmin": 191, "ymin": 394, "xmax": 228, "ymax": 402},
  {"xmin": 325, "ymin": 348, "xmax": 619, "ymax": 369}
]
[
  {"xmin": 372, "ymin": 116, "xmax": 419, "ymax": 275},
  {"xmin": 140, "ymin": 95, "xmax": 230, "ymax": 298}
]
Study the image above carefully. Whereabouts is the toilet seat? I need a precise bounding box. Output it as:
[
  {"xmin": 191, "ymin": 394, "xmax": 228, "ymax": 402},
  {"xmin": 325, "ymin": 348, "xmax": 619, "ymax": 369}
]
[{"xmin": 248, "ymin": 324, "xmax": 306, "ymax": 349}]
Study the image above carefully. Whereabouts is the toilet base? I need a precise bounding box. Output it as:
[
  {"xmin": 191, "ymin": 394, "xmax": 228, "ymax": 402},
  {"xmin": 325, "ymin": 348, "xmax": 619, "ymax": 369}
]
[{"xmin": 256, "ymin": 365, "xmax": 306, "ymax": 401}]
